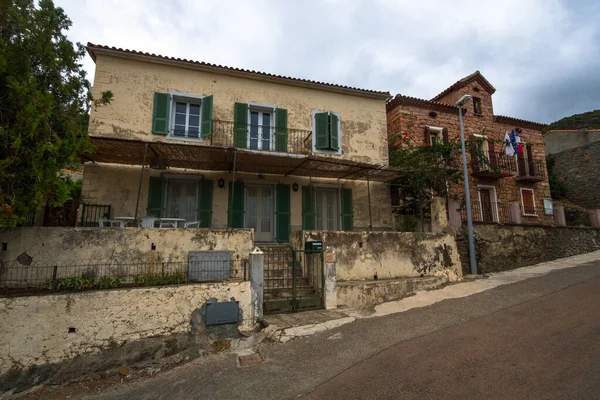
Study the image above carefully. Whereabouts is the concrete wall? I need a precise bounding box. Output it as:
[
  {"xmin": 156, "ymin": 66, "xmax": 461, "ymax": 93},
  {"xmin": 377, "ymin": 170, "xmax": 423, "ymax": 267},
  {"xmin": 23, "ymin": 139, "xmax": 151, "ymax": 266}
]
[
  {"xmin": 292, "ymin": 231, "xmax": 462, "ymax": 282},
  {"xmin": 387, "ymin": 80, "xmax": 553, "ymax": 226},
  {"xmin": 544, "ymin": 130, "xmax": 600, "ymax": 155},
  {"xmin": 90, "ymin": 53, "xmax": 389, "ymax": 166},
  {"xmin": 0, "ymin": 227, "xmax": 254, "ymax": 264},
  {"xmin": 547, "ymin": 140, "xmax": 600, "ymax": 209},
  {"xmin": 456, "ymin": 224, "xmax": 600, "ymax": 274},
  {"xmin": 81, "ymin": 163, "xmax": 393, "ymax": 232},
  {"xmin": 0, "ymin": 281, "xmax": 252, "ymax": 374}
]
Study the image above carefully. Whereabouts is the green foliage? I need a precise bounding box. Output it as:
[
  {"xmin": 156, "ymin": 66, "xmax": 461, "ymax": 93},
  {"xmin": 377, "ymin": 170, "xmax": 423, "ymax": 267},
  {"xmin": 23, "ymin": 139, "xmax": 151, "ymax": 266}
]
[
  {"xmin": 52, "ymin": 276, "xmax": 122, "ymax": 291},
  {"xmin": 546, "ymin": 155, "xmax": 568, "ymax": 198},
  {"xmin": 133, "ymin": 273, "xmax": 186, "ymax": 286},
  {"xmin": 543, "ymin": 109, "xmax": 600, "ymax": 133},
  {"xmin": 0, "ymin": 0, "xmax": 93, "ymax": 226}
]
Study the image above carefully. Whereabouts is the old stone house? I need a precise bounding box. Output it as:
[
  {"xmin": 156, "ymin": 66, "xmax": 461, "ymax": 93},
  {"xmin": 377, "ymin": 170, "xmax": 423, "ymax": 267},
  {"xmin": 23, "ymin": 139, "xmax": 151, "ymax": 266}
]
[
  {"xmin": 543, "ymin": 129, "xmax": 600, "ymax": 209},
  {"xmin": 82, "ymin": 43, "xmax": 397, "ymax": 242},
  {"xmin": 387, "ymin": 71, "xmax": 553, "ymax": 226}
]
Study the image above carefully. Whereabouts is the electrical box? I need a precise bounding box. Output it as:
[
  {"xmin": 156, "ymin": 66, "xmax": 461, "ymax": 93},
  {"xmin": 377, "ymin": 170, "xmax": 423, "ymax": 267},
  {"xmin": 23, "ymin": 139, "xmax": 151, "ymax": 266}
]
[
  {"xmin": 205, "ymin": 301, "xmax": 240, "ymax": 325},
  {"xmin": 304, "ymin": 241, "xmax": 323, "ymax": 252}
]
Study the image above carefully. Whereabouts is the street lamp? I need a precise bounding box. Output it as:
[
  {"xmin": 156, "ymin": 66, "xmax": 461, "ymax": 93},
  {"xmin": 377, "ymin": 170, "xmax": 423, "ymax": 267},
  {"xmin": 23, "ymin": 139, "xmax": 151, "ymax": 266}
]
[{"xmin": 456, "ymin": 94, "xmax": 477, "ymax": 275}]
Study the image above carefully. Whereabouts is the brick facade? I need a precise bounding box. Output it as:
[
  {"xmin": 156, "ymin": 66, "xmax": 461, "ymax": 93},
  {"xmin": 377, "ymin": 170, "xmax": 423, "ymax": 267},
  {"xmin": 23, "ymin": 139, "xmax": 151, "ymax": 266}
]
[{"xmin": 387, "ymin": 72, "xmax": 553, "ymax": 226}]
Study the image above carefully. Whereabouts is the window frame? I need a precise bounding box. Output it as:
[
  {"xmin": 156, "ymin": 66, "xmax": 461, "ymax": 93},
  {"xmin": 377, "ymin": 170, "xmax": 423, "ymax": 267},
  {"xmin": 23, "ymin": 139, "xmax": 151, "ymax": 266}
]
[
  {"xmin": 520, "ymin": 188, "xmax": 537, "ymax": 217},
  {"xmin": 477, "ymin": 185, "xmax": 499, "ymax": 223},
  {"xmin": 247, "ymin": 102, "xmax": 276, "ymax": 151},
  {"xmin": 427, "ymin": 126, "xmax": 443, "ymax": 145},
  {"xmin": 167, "ymin": 92, "xmax": 205, "ymax": 142},
  {"xmin": 312, "ymin": 183, "xmax": 342, "ymax": 231},
  {"xmin": 473, "ymin": 97, "xmax": 482, "ymax": 115},
  {"xmin": 163, "ymin": 176, "xmax": 202, "ymax": 220},
  {"xmin": 311, "ymin": 110, "xmax": 342, "ymax": 155}
]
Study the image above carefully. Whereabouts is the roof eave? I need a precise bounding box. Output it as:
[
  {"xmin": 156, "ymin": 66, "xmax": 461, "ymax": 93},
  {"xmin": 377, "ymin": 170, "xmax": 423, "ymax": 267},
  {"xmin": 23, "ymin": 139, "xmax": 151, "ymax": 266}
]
[{"xmin": 86, "ymin": 45, "xmax": 390, "ymax": 100}]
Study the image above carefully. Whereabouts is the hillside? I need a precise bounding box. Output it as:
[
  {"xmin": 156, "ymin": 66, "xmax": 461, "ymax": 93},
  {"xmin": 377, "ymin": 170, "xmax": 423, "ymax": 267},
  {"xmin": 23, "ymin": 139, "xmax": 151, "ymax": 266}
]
[{"xmin": 544, "ymin": 109, "xmax": 600, "ymax": 133}]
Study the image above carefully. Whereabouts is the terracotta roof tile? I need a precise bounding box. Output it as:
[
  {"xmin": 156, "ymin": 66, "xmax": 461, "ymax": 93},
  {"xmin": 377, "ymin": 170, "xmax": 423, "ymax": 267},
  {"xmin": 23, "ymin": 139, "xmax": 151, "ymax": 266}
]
[
  {"xmin": 86, "ymin": 43, "xmax": 390, "ymax": 98},
  {"xmin": 494, "ymin": 115, "xmax": 547, "ymax": 130}
]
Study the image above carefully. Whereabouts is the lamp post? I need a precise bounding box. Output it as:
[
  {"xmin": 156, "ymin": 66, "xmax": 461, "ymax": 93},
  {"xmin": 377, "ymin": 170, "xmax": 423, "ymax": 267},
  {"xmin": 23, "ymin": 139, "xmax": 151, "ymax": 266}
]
[{"xmin": 456, "ymin": 95, "xmax": 477, "ymax": 275}]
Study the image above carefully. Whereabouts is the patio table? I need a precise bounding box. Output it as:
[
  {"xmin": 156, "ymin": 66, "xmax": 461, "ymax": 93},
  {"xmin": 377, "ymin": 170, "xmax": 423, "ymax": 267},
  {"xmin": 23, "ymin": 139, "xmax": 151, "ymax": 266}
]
[
  {"xmin": 111, "ymin": 217, "xmax": 135, "ymax": 227},
  {"xmin": 159, "ymin": 218, "xmax": 186, "ymax": 228}
]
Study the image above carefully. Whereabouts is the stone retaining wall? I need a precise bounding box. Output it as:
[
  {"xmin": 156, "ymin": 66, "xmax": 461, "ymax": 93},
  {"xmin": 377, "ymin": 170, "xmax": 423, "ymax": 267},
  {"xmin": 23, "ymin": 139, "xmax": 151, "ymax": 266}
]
[{"xmin": 457, "ymin": 224, "xmax": 600, "ymax": 274}]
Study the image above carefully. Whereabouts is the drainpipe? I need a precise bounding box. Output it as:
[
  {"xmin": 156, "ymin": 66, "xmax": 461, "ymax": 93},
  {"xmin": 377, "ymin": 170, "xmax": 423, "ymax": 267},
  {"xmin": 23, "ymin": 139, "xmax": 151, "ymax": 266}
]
[{"xmin": 366, "ymin": 173, "xmax": 373, "ymax": 232}]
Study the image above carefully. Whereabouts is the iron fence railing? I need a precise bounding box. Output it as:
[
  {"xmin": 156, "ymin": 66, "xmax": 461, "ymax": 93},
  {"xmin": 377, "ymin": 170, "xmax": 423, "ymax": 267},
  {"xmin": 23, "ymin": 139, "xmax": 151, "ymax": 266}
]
[
  {"xmin": 80, "ymin": 203, "xmax": 111, "ymax": 227},
  {"xmin": 517, "ymin": 158, "xmax": 545, "ymax": 179},
  {"xmin": 472, "ymin": 151, "xmax": 516, "ymax": 175},
  {"xmin": 462, "ymin": 201, "xmax": 512, "ymax": 224},
  {"xmin": 17, "ymin": 212, "xmax": 36, "ymax": 227},
  {"xmin": 168, "ymin": 120, "xmax": 313, "ymax": 155},
  {"xmin": 0, "ymin": 257, "xmax": 248, "ymax": 296}
]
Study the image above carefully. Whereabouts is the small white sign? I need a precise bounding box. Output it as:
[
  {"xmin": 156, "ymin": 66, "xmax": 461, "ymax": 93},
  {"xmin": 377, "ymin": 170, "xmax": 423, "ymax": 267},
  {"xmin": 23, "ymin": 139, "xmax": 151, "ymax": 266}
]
[{"xmin": 543, "ymin": 198, "xmax": 553, "ymax": 215}]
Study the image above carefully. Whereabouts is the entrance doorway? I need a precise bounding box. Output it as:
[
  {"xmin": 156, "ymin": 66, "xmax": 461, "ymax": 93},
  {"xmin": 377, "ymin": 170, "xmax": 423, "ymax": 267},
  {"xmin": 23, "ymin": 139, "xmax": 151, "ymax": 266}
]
[
  {"xmin": 478, "ymin": 185, "xmax": 498, "ymax": 223},
  {"xmin": 315, "ymin": 188, "xmax": 340, "ymax": 231},
  {"xmin": 246, "ymin": 185, "xmax": 274, "ymax": 242}
]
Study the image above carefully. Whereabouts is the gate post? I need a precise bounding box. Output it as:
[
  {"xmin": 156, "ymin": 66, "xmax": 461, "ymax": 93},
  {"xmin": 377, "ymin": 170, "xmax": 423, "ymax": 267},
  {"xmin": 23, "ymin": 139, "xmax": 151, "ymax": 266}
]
[
  {"xmin": 249, "ymin": 247, "xmax": 264, "ymax": 325},
  {"xmin": 324, "ymin": 247, "xmax": 338, "ymax": 310}
]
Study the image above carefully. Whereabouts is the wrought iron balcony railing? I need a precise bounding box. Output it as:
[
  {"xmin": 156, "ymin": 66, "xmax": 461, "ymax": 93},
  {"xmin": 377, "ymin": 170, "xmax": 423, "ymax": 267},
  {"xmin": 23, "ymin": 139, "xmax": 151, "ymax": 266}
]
[
  {"xmin": 168, "ymin": 120, "xmax": 313, "ymax": 155},
  {"xmin": 516, "ymin": 158, "xmax": 545, "ymax": 182},
  {"xmin": 471, "ymin": 151, "xmax": 516, "ymax": 178}
]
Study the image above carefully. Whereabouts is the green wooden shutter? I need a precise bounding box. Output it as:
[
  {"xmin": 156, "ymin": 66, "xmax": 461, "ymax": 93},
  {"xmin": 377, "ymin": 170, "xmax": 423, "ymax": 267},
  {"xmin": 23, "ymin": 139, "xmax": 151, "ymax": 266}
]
[
  {"xmin": 341, "ymin": 188, "xmax": 353, "ymax": 231},
  {"xmin": 274, "ymin": 108, "xmax": 288, "ymax": 152},
  {"xmin": 329, "ymin": 113, "xmax": 339, "ymax": 151},
  {"xmin": 147, "ymin": 176, "xmax": 165, "ymax": 217},
  {"xmin": 302, "ymin": 185, "xmax": 315, "ymax": 230},
  {"xmin": 315, "ymin": 112, "xmax": 329, "ymax": 150},
  {"xmin": 227, "ymin": 181, "xmax": 245, "ymax": 228},
  {"xmin": 152, "ymin": 92, "xmax": 170, "ymax": 135},
  {"xmin": 197, "ymin": 179, "xmax": 213, "ymax": 228},
  {"xmin": 275, "ymin": 184, "xmax": 291, "ymax": 242},
  {"xmin": 200, "ymin": 95, "xmax": 213, "ymax": 138},
  {"xmin": 233, "ymin": 102, "xmax": 248, "ymax": 148}
]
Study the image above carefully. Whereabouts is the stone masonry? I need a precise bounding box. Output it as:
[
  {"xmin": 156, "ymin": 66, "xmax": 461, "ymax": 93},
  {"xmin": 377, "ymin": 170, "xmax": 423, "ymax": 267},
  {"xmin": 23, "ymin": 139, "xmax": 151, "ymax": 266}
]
[{"xmin": 387, "ymin": 72, "xmax": 553, "ymax": 226}]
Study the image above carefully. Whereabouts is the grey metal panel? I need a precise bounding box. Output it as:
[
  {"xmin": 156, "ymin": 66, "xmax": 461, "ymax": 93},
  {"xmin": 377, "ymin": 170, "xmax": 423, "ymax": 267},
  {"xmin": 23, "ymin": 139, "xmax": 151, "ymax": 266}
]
[
  {"xmin": 205, "ymin": 301, "xmax": 240, "ymax": 325},
  {"xmin": 188, "ymin": 251, "xmax": 231, "ymax": 282}
]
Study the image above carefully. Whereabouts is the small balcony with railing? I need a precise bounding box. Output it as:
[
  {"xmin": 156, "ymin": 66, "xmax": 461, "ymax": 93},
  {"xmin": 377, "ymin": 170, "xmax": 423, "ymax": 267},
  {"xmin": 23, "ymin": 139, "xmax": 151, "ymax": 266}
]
[
  {"xmin": 168, "ymin": 120, "xmax": 313, "ymax": 155},
  {"xmin": 471, "ymin": 151, "xmax": 516, "ymax": 179},
  {"xmin": 516, "ymin": 157, "xmax": 545, "ymax": 183}
]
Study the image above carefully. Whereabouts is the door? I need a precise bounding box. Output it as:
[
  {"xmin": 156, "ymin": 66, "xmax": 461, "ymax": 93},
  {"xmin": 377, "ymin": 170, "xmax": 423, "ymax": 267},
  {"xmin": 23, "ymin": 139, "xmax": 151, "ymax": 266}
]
[
  {"xmin": 315, "ymin": 188, "xmax": 339, "ymax": 231},
  {"xmin": 480, "ymin": 188, "xmax": 494, "ymax": 222},
  {"xmin": 166, "ymin": 180, "xmax": 197, "ymax": 221},
  {"xmin": 246, "ymin": 186, "xmax": 274, "ymax": 242}
]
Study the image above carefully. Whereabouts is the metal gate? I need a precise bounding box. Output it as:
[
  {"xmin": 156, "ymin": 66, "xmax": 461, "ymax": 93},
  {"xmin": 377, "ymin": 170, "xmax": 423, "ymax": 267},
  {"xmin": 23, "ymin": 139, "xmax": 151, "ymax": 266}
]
[{"xmin": 263, "ymin": 248, "xmax": 324, "ymax": 314}]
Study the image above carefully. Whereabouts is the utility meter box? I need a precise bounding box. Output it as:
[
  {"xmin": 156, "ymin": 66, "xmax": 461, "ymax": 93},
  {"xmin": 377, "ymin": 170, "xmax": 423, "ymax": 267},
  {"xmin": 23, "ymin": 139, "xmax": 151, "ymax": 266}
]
[{"xmin": 304, "ymin": 241, "xmax": 323, "ymax": 252}]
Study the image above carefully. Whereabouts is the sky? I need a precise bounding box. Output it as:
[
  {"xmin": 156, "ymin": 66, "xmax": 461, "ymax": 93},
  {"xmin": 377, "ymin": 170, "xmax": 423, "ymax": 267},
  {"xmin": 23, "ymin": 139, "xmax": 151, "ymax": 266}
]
[{"xmin": 58, "ymin": 0, "xmax": 600, "ymax": 124}]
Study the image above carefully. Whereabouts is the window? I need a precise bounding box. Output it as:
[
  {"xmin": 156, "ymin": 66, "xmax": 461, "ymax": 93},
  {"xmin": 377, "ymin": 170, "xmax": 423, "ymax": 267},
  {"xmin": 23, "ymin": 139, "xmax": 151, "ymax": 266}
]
[
  {"xmin": 248, "ymin": 107, "xmax": 274, "ymax": 150},
  {"xmin": 151, "ymin": 92, "xmax": 213, "ymax": 140},
  {"xmin": 313, "ymin": 111, "xmax": 341, "ymax": 154},
  {"xmin": 478, "ymin": 186, "xmax": 498, "ymax": 223},
  {"xmin": 473, "ymin": 97, "xmax": 482, "ymax": 115},
  {"xmin": 166, "ymin": 180, "xmax": 198, "ymax": 221},
  {"xmin": 520, "ymin": 188, "xmax": 536, "ymax": 216},
  {"xmin": 173, "ymin": 100, "xmax": 201, "ymax": 138},
  {"xmin": 315, "ymin": 188, "xmax": 340, "ymax": 231}
]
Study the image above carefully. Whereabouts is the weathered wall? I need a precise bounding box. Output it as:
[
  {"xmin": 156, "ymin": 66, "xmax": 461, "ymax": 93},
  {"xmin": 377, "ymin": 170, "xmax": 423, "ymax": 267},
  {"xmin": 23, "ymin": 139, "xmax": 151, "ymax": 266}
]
[
  {"xmin": 90, "ymin": 53, "xmax": 388, "ymax": 166},
  {"xmin": 548, "ymin": 141, "xmax": 600, "ymax": 209},
  {"xmin": 456, "ymin": 224, "xmax": 600, "ymax": 274},
  {"xmin": 0, "ymin": 227, "xmax": 254, "ymax": 264},
  {"xmin": 387, "ymin": 80, "xmax": 553, "ymax": 226},
  {"xmin": 544, "ymin": 129, "xmax": 600, "ymax": 155},
  {"xmin": 293, "ymin": 231, "xmax": 462, "ymax": 282},
  {"xmin": 0, "ymin": 281, "xmax": 252, "ymax": 374},
  {"xmin": 81, "ymin": 163, "xmax": 393, "ymax": 232}
]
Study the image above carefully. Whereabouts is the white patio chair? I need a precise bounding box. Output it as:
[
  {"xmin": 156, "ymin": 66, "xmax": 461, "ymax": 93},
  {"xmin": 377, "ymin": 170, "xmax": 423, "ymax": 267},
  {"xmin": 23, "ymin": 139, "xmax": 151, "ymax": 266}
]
[
  {"xmin": 159, "ymin": 220, "xmax": 177, "ymax": 228},
  {"xmin": 138, "ymin": 217, "xmax": 159, "ymax": 228},
  {"xmin": 98, "ymin": 217, "xmax": 109, "ymax": 227},
  {"xmin": 183, "ymin": 221, "xmax": 201, "ymax": 228}
]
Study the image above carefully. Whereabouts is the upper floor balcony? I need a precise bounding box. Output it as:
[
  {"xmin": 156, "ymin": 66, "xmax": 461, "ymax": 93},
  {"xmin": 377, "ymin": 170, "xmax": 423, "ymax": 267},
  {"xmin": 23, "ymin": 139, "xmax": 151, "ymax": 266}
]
[
  {"xmin": 516, "ymin": 158, "xmax": 545, "ymax": 183},
  {"xmin": 471, "ymin": 151, "xmax": 516, "ymax": 179}
]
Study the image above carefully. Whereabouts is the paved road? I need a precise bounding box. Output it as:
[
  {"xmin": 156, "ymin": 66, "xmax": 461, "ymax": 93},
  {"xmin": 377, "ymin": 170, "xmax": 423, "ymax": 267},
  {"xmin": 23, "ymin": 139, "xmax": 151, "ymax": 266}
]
[{"xmin": 69, "ymin": 259, "xmax": 600, "ymax": 400}]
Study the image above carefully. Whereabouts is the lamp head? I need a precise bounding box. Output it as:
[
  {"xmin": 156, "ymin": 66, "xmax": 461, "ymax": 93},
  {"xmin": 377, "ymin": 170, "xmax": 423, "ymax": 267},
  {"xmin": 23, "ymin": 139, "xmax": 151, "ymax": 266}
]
[{"xmin": 455, "ymin": 95, "xmax": 473, "ymax": 107}]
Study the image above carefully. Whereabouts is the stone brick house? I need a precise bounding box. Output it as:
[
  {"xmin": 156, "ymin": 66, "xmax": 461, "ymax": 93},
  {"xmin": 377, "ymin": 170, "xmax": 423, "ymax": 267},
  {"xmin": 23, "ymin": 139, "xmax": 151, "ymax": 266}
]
[
  {"xmin": 81, "ymin": 43, "xmax": 398, "ymax": 243},
  {"xmin": 543, "ymin": 129, "xmax": 600, "ymax": 208},
  {"xmin": 387, "ymin": 71, "xmax": 553, "ymax": 226}
]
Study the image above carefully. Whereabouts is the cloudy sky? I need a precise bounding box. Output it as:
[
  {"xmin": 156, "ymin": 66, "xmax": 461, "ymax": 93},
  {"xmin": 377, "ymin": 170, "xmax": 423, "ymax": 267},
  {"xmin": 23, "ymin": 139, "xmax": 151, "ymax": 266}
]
[{"xmin": 58, "ymin": 0, "xmax": 599, "ymax": 124}]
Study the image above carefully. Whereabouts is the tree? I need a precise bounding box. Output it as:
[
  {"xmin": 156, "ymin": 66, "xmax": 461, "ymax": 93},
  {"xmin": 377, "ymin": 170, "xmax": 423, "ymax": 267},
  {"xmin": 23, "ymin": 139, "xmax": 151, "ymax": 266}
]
[
  {"xmin": 546, "ymin": 155, "xmax": 568, "ymax": 198},
  {"xmin": 0, "ymin": 0, "xmax": 95, "ymax": 226}
]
